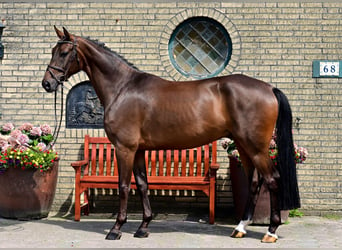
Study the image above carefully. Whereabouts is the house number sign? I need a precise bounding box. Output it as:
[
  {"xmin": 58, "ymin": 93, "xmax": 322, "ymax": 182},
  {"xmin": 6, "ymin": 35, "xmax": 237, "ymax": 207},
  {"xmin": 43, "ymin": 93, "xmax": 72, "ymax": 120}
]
[{"xmin": 312, "ymin": 60, "xmax": 342, "ymax": 78}]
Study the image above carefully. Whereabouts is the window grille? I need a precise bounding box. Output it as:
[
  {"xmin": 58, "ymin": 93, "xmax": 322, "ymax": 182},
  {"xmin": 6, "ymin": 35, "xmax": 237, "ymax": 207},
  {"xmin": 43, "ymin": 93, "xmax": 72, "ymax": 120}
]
[{"xmin": 169, "ymin": 17, "xmax": 232, "ymax": 79}]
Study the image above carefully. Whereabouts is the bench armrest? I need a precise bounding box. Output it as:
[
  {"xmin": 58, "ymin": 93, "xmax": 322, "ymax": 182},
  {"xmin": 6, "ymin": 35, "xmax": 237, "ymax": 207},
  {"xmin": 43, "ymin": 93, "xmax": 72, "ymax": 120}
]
[
  {"xmin": 71, "ymin": 160, "xmax": 88, "ymax": 183},
  {"xmin": 71, "ymin": 160, "xmax": 88, "ymax": 171},
  {"xmin": 209, "ymin": 162, "xmax": 220, "ymax": 178},
  {"xmin": 210, "ymin": 163, "xmax": 220, "ymax": 171}
]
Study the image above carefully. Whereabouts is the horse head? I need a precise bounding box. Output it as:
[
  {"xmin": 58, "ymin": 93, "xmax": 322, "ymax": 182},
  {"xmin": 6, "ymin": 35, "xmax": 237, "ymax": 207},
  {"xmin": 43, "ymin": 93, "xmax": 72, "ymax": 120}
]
[{"xmin": 42, "ymin": 26, "xmax": 80, "ymax": 92}]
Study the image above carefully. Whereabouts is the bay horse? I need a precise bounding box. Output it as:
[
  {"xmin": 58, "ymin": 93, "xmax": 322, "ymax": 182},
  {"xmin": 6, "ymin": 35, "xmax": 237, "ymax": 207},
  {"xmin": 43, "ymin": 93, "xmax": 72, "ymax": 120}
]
[{"xmin": 42, "ymin": 26, "xmax": 300, "ymax": 243}]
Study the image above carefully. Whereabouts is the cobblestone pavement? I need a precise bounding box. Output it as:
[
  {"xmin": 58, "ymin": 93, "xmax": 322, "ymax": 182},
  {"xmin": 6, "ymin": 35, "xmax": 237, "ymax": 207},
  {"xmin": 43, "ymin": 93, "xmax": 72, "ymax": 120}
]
[{"xmin": 0, "ymin": 213, "xmax": 341, "ymax": 248}]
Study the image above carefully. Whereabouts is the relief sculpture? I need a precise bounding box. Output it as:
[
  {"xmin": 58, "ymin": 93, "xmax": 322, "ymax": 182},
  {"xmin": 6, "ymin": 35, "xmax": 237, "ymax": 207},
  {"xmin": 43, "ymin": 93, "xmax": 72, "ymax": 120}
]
[{"xmin": 66, "ymin": 81, "xmax": 104, "ymax": 128}]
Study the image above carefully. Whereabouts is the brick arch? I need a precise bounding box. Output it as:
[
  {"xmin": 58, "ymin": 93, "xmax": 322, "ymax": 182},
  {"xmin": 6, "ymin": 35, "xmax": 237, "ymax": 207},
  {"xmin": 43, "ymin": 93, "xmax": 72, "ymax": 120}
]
[
  {"xmin": 65, "ymin": 71, "xmax": 89, "ymax": 91},
  {"xmin": 159, "ymin": 8, "xmax": 241, "ymax": 81}
]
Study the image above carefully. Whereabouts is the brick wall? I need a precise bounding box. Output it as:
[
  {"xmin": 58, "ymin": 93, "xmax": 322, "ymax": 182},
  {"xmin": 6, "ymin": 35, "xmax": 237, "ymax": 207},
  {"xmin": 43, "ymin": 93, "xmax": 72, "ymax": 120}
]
[{"xmin": 1, "ymin": 1, "xmax": 341, "ymax": 216}]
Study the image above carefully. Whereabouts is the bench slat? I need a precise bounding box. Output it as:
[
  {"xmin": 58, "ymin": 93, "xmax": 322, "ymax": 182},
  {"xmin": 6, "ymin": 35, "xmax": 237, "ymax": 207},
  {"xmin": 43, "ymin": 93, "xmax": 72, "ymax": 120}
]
[
  {"xmin": 204, "ymin": 144, "xmax": 209, "ymax": 175},
  {"xmin": 151, "ymin": 150, "xmax": 156, "ymax": 176},
  {"xmin": 181, "ymin": 149, "xmax": 186, "ymax": 176},
  {"xmin": 99, "ymin": 143, "xmax": 104, "ymax": 175},
  {"xmin": 158, "ymin": 150, "xmax": 163, "ymax": 176},
  {"xmin": 197, "ymin": 146, "xmax": 202, "ymax": 176},
  {"xmin": 166, "ymin": 150, "xmax": 172, "ymax": 176},
  {"xmin": 91, "ymin": 143, "xmax": 97, "ymax": 176},
  {"xmin": 83, "ymin": 135, "xmax": 90, "ymax": 176},
  {"xmin": 174, "ymin": 150, "xmax": 179, "ymax": 176},
  {"xmin": 189, "ymin": 148, "xmax": 194, "ymax": 176},
  {"xmin": 106, "ymin": 144, "xmax": 112, "ymax": 176}
]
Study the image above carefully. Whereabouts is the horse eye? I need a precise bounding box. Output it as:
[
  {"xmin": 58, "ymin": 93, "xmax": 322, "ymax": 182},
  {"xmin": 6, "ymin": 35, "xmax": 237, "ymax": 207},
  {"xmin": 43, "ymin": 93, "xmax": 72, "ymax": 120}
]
[{"xmin": 60, "ymin": 51, "xmax": 69, "ymax": 57}]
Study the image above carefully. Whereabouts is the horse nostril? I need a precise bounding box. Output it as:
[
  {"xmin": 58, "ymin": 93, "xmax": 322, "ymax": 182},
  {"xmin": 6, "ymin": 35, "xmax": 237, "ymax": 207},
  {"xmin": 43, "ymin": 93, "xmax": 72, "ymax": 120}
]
[{"xmin": 42, "ymin": 80, "xmax": 51, "ymax": 91}]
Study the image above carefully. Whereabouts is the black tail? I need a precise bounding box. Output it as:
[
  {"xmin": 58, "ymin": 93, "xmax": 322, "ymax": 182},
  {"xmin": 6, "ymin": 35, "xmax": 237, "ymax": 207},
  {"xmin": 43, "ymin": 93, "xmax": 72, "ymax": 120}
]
[{"xmin": 272, "ymin": 88, "xmax": 301, "ymax": 210}]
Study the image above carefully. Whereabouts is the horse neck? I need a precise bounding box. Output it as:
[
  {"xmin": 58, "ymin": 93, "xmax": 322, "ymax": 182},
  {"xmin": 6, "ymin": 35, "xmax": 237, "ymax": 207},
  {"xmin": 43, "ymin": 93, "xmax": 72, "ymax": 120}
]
[{"xmin": 77, "ymin": 37, "xmax": 140, "ymax": 107}]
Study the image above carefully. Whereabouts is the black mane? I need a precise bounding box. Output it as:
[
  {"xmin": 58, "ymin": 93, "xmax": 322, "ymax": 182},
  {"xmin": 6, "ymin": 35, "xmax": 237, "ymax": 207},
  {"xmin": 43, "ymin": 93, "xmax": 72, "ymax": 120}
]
[{"xmin": 84, "ymin": 36, "xmax": 139, "ymax": 71}]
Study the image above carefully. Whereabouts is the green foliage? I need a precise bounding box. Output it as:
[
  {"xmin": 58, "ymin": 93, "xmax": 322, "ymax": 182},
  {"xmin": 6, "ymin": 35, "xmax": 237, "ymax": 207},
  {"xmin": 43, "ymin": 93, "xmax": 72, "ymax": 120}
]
[
  {"xmin": 0, "ymin": 147, "xmax": 58, "ymax": 172},
  {"xmin": 289, "ymin": 209, "xmax": 304, "ymax": 218}
]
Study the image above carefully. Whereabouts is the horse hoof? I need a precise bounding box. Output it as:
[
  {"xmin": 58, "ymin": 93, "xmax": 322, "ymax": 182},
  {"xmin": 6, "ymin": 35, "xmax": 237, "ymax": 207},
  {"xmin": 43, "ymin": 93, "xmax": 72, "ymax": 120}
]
[
  {"xmin": 134, "ymin": 228, "xmax": 150, "ymax": 238},
  {"xmin": 230, "ymin": 229, "xmax": 246, "ymax": 238},
  {"xmin": 105, "ymin": 229, "xmax": 122, "ymax": 240},
  {"xmin": 261, "ymin": 234, "xmax": 277, "ymax": 243}
]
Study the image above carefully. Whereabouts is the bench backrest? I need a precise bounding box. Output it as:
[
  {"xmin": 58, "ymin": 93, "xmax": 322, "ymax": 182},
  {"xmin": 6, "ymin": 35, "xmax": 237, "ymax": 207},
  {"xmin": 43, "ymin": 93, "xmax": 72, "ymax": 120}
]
[{"xmin": 82, "ymin": 135, "xmax": 217, "ymax": 178}]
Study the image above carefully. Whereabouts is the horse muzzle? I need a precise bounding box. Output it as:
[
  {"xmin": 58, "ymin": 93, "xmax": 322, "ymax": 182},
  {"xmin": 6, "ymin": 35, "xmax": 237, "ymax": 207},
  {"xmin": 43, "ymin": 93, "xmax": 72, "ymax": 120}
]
[{"xmin": 42, "ymin": 79, "xmax": 58, "ymax": 93}]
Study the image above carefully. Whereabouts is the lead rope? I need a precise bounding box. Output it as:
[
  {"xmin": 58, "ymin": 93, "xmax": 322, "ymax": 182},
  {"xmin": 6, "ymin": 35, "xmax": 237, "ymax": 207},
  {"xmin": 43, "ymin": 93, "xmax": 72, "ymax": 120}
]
[{"xmin": 48, "ymin": 83, "xmax": 64, "ymax": 150}]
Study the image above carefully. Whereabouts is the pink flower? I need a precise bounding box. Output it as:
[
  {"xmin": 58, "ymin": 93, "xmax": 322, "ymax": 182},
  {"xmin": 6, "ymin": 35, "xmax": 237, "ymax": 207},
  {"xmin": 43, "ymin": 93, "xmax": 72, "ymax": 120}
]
[
  {"xmin": 0, "ymin": 136, "xmax": 9, "ymax": 151},
  {"xmin": 30, "ymin": 127, "xmax": 42, "ymax": 137},
  {"xmin": 269, "ymin": 139, "xmax": 277, "ymax": 149},
  {"xmin": 7, "ymin": 136, "xmax": 20, "ymax": 148},
  {"xmin": 301, "ymin": 147, "xmax": 308, "ymax": 158},
  {"xmin": 1, "ymin": 144, "xmax": 10, "ymax": 152},
  {"xmin": 37, "ymin": 142, "xmax": 47, "ymax": 151},
  {"xmin": 0, "ymin": 136, "xmax": 8, "ymax": 147},
  {"xmin": 297, "ymin": 147, "xmax": 308, "ymax": 162},
  {"xmin": 40, "ymin": 124, "xmax": 52, "ymax": 135},
  {"xmin": 18, "ymin": 122, "xmax": 33, "ymax": 132},
  {"xmin": 220, "ymin": 138, "xmax": 234, "ymax": 149},
  {"xmin": 17, "ymin": 133, "xmax": 29, "ymax": 146},
  {"xmin": 10, "ymin": 129, "xmax": 22, "ymax": 139},
  {"xmin": 1, "ymin": 123, "xmax": 14, "ymax": 132},
  {"xmin": 271, "ymin": 129, "xmax": 277, "ymax": 140},
  {"xmin": 231, "ymin": 149, "xmax": 240, "ymax": 158}
]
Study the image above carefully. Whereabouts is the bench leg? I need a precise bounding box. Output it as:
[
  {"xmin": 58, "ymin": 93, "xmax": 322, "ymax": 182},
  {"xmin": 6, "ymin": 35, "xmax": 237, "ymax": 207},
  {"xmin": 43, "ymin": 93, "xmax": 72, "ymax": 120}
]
[
  {"xmin": 83, "ymin": 189, "xmax": 90, "ymax": 216},
  {"xmin": 74, "ymin": 185, "xmax": 81, "ymax": 221},
  {"xmin": 209, "ymin": 192, "xmax": 215, "ymax": 224},
  {"xmin": 209, "ymin": 176, "xmax": 216, "ymax": 224}
]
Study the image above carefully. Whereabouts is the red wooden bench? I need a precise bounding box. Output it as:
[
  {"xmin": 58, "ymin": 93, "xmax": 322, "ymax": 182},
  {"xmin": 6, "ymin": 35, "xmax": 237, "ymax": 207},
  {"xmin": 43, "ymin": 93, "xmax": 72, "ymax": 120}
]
[{"xmin": 71, "ymin": 135, "xmax": 220, "ymax": 224}]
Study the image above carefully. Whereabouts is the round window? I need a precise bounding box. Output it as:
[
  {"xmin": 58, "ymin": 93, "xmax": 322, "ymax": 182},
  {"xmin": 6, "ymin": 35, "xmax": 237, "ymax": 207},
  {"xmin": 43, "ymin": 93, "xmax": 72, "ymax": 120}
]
[{"xmin": 168, "ymin": 17, "xmax": 232, "ymax": 79}]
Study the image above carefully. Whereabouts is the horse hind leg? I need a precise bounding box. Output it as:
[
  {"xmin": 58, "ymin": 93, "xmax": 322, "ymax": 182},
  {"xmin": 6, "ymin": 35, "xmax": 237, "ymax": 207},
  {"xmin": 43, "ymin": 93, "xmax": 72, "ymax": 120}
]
[
  {"xmin": 261, "ymin": 167, "xmax": 281, "ymax": 243},
  {"xmin": 132, "ymin": 150, "xmax": 152, "ymax": 238},
  {"xmin": 230, "ymin": 152, "xmax": 264, "ymax": 238},
  {"xmin": 252, "ymin": 153, "xmax": 281, "ymax": 243}
]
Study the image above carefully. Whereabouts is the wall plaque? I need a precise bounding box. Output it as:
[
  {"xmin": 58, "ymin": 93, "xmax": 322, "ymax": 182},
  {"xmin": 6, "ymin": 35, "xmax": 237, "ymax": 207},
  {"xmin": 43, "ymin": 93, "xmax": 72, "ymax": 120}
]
[
  {"xmin": 312, "ymin": 60, "xmax": 342, "ymax": 78},
  {"xmin": 66, "ymin": 81, "xmax": 104, "ymax": 128}
]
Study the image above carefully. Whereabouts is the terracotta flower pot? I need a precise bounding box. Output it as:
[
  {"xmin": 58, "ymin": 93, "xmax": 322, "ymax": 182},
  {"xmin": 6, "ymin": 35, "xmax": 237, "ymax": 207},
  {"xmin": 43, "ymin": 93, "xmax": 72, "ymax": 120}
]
[
  {"xmin": 229, "ymin": 157, "xmax": 288, "ymax": 224},
  {"xmin": 0, "ymin": 159, "xmax": 59, "ymax": 220}
]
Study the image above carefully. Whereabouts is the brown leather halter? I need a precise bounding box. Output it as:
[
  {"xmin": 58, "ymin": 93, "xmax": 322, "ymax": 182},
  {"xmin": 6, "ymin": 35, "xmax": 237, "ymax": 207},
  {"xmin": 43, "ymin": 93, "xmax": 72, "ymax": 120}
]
[
  {"xmin": 46, "ymin": 39, "xmax": 79, "ymax": 86},
  {"xmin": 45, "ymin": 39, "xmax": 79, "ymax": 149}
]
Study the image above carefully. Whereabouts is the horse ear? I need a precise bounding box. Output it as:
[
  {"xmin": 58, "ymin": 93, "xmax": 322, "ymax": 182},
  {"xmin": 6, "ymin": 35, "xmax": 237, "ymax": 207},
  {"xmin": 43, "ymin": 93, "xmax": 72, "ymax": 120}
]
[
  {"xmin": 62, "ymin": 27, "xmax": 71, "ymax": 41},
  {"xmin": 54, "ymin": 25, "xmax": 64, "ymax": 39}
]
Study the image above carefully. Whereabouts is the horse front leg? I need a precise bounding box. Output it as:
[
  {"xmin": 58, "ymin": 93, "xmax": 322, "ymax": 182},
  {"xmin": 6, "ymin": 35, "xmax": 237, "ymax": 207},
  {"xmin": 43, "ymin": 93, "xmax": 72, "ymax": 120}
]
[
  {"xmin": 105, "ymin": 147, "xmax": 135, "ymax": 240},
  {"xmin": 133, "ymin": 150, "xmax": 152, "ymax": 238}
]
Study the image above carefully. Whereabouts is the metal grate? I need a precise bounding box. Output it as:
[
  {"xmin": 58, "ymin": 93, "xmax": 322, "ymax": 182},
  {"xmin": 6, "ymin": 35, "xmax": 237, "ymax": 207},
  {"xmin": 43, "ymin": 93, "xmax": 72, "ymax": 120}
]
[{"xmin": 169, "ymin": 17, "xmax": 232, "ymax": 79}]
